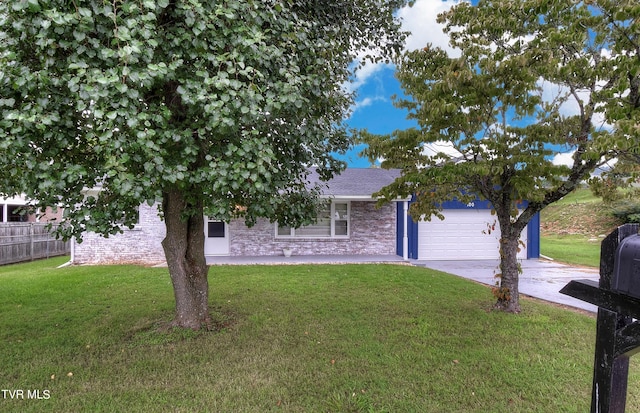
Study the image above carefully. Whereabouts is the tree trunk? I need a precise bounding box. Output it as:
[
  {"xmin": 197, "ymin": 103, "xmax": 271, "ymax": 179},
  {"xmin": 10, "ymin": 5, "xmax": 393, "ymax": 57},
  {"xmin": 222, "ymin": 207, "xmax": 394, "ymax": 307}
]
[
  {"xmin": 161, "ymin": 189, "xmax": 211, "ymax": 330},
  {"xmin": 494, "ymin": 225, "xmax": 522, "ymax": 313}
]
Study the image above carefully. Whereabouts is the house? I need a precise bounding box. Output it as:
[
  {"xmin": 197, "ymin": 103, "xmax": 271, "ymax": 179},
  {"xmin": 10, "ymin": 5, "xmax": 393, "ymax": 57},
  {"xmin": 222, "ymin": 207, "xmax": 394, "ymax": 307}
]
[
  {"xmin": 1, "ymin": 195, "xmax": 64, "ymax": 223},
  {"xmin": 70, "ymin": 168, "xmax": 540, "ymax": 265}
]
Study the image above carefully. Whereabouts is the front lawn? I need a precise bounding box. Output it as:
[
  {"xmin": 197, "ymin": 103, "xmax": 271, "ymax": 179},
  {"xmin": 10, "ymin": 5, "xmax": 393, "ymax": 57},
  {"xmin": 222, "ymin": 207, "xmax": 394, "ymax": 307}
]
[{"xmin": 1, "ymin": 258, "xmax": 639, "ymax": 412}]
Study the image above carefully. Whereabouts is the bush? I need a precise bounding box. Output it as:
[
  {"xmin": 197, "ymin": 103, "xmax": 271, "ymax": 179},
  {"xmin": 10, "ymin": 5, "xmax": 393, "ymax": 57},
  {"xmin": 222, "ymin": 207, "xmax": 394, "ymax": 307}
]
[{"xmin": 611, "ymin": 199, "xmax": 640, "ymax": 223}]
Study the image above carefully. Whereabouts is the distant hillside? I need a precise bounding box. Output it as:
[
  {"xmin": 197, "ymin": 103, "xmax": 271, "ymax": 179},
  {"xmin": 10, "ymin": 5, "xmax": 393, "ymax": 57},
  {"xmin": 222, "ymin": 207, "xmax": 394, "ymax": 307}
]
[{"xmin": 540, "ymin": 188, "xmax": 623, "ymax": 237}]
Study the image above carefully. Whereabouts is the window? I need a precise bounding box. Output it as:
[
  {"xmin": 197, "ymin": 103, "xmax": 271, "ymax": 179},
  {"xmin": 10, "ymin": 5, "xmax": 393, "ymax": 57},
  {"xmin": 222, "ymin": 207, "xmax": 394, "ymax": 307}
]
[
  {"xmin": 8, "ymin": 205, "xmax": 29, "ymax": 222},
  {"xmin": 277, "ymin": 201, "xmax": 350, "ymax": 238},
  {"xmin": 117, "ymin": 207, "xmax": 140, "ymax": 228},
  {"xmin": 208, "ymin": 221, "xmax": 225, "ymax": 238}
]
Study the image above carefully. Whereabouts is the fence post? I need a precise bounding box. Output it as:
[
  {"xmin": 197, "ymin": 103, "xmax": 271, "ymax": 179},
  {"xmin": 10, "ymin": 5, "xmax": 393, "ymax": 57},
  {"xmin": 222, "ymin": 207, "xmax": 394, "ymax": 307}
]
[{"xmin": 30, "ymin": 223, "xmax": 34, "ymax": 261}]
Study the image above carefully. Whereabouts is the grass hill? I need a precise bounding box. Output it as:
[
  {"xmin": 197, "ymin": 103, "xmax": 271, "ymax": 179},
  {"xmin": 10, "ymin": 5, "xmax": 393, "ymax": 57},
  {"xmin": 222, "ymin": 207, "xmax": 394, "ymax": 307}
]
[
  {"xmin": 539, "ymin": 188, "xmax": 623, "ymax": 267},
  {"xmin": 540, "ymin": 188, "xmax": 622, "ymax": 237}
]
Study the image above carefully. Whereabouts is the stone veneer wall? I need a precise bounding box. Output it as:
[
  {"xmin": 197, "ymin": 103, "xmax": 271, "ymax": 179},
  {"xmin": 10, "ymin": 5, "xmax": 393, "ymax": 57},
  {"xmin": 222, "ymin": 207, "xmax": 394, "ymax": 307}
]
[
  {"xmin": 73, "ymin": 200, "xmax": 398, "ymax": 263},
  {"xmin": 229, "ymin": 201, "xmax": 397, "ymax": 256},
  {"xmin": 72, "ymin": 203, "xmax": 166, "ymax": 265}
]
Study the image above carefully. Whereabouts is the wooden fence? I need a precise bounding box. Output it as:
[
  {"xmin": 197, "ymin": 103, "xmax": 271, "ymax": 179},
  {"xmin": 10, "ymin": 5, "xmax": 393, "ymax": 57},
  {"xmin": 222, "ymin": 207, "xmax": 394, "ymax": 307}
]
[{"xmin": 0, "ymin": 223, "xmax": 70, "ymax": 266}]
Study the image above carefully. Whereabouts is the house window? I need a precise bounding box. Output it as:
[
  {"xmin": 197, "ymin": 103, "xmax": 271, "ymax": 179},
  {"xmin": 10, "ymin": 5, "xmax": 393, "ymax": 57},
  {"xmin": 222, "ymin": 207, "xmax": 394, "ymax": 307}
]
[
  {"xmin": 208, "ymin": 221, "xmax": 225, "ymax": 238},
  {"xmin": 277, "ymin": 201, "xmax": 350, "ymax": 238},
  {"xmin": 8, "ymin": 204, "xmax": 29, "ymax": 222},
  {"xmin": 117, "ymin": 207, "xmax": 140, "ymax": 228}
]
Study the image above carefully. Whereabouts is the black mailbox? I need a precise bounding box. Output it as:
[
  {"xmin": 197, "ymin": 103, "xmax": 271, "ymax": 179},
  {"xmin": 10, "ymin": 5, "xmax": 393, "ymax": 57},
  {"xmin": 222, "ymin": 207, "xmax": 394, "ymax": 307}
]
[
  {"xmin": 612, "ymin": 234, "xmax": 640, "ymax": 300},
  {"xmin": 559, "ymin": 224, "xmax": 640, "ymax": 413}
]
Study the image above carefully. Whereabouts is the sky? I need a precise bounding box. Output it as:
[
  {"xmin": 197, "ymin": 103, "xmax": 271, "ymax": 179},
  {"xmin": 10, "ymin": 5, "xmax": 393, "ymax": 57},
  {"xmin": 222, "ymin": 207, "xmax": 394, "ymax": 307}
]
[
  {"xmin": 339, "ymin": 0, "xmax": 471, "ymax": 168},
  {"xmin": 338, "ymin": 0, "xmax": 611, "ymax": 170}
]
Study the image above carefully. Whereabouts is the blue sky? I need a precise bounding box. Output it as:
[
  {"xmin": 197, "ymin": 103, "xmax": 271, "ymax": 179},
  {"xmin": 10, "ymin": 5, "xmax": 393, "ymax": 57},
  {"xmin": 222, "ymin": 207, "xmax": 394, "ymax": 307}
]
[
  {"xmin": 338, "ymin": 0, "xmax": 608, "ymax": 170},
  {"xmin": 339, "ymin": 0, "xmax": 471, "ymax": 167}
]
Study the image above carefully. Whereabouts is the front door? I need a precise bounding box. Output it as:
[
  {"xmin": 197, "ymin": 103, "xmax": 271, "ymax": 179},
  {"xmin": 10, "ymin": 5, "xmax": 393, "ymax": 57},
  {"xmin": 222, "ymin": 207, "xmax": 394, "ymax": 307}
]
[{"xmin": 204, "ymin": 217, "xmax": 229, "ymax": 256}]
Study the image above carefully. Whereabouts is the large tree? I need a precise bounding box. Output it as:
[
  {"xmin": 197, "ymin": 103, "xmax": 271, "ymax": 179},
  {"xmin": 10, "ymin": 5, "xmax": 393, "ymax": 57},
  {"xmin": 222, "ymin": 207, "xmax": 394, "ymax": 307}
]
[
  {"xmin": 362, "ymin": 0, "xmax": 638, "ymax": 312},
  {"xmin": 0, "ymin": 0, "xmax": 408, "ymax": 329}
]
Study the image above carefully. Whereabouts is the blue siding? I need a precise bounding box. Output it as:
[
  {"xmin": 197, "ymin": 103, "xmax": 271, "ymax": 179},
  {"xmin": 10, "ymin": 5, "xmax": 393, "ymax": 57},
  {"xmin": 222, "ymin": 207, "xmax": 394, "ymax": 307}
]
[
  {"xmin": 396, "ymin": 204, "xmax": 403, "ymax": 257},
  {"xmin": 527, "ymin": 212, "xmax": 541, "ymax": 259}
]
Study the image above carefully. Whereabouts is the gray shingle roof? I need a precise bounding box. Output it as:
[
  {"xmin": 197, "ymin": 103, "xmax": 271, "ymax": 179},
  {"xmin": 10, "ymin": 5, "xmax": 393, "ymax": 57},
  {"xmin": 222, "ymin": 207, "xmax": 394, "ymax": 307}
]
[{"xmin": 308, "ymin": 168, "xmax": 401, "ymax": 198}]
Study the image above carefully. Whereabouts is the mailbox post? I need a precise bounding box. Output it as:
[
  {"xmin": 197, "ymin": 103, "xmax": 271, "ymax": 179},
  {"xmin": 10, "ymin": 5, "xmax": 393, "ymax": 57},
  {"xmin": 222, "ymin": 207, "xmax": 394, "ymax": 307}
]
[{"xmin": 560, "ymin": 223, "xmax": 640, "ymax": 413}]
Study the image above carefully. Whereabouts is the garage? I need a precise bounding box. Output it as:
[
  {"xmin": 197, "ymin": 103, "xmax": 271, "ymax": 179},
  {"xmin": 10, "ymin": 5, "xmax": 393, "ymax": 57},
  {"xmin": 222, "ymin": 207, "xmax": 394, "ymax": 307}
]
[
  {"xmin": 396, "ymin": 196, "xmax": 539, "ymax": 261},
  {"xmin": 417, "ymin": 209, "xmax": 528, "ymax": 260}
]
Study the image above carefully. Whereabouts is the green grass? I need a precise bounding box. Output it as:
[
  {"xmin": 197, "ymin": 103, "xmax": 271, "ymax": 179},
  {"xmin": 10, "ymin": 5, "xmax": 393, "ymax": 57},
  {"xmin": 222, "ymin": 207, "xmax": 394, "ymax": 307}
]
[
  {"xmin": 540, "ymin": 187, "xmax": 622, "ymax": 267},
  {"xmin": 553, "ymin": 188, "xmax": 601, "ymax": 205},
  {"xmin": 2, "ymin": 258, "xmax": 639, "ymax": 412},
  {"xmin": 541, "ymin": 234, "xmax": 603, "ymax": 268}
]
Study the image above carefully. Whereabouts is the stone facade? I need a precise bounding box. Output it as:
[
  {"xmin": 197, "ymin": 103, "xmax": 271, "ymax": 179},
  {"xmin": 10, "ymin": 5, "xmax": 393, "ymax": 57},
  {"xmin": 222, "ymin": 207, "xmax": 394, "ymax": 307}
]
[
  {"xmin": 72, "ymin": 203, "xmax": 166, "ymax": 265},
  {"xmin": 73, "ymin": 200, "xmax": 399, "ymax": 264},
  {"xmin": 229, "ymin": 201, "xmax": 397, "ymax": 256}
]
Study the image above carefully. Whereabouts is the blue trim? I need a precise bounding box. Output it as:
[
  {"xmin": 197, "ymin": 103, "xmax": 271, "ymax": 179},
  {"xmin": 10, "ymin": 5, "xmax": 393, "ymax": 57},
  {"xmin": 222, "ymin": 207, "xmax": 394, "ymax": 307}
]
[
  {"xmin": 396, "ymin": 203, "xmax": 403, "ymax": 257},
  {"xmin": 439, "ymin": 198, "xmax": 493, "ymax": 209},
  {"xmin": 439, "ymin": 198, "xmax": 529, "ymax": 210},
  {"xmin": 527, "ymin": 212, "xmax": 541, "ymax": 259},
  {"xmin": 408, "ymin": 215, "xmax": 418, "ymax": 259}
]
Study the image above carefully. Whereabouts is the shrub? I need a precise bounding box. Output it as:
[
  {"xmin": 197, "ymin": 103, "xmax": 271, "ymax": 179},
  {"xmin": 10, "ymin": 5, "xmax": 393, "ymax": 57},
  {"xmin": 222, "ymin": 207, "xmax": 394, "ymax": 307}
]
[{"xmin": 611, "ymin": 199, "xmax": 640, "ymax": 223}]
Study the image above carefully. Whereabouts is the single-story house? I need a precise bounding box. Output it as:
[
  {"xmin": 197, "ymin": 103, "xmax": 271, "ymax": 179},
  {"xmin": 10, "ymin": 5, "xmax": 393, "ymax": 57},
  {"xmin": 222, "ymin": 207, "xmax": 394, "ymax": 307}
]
[{"xmin": 70, "ymin": 168, "xmax": 540, "ymax": 265}]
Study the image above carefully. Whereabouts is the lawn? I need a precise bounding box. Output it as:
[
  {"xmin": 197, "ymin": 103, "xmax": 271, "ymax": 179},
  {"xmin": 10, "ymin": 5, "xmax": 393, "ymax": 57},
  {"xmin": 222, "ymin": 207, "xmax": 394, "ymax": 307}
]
[
  {"xmin": 540, "ymin": 234, "xmax": 603, "ymax": 268},
  {"xmin": 540, "ymin": 188, "xmax": 623, "ymax": 268},
  {"xmin": 2, "ymin": 257, "xmax": 639, "ymax": 412}
]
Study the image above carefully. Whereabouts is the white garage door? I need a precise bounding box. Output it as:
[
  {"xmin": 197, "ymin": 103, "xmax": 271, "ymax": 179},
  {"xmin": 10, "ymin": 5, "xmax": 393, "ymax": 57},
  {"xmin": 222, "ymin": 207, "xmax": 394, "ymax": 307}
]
[{"xmin": 417, "ymin": 209, "xmax": 527, "ymax": 260}]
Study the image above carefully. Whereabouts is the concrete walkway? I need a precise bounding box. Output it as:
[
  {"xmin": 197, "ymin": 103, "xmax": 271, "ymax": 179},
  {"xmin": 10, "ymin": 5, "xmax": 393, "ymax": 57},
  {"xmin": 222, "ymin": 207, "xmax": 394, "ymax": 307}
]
[
  {"xmin": 205, "ymin": 255, "xmax": 599, "ymax": 313},
  {"xmin": 206, "ymin": 254, "xmax": 407, "ymax": 265}
]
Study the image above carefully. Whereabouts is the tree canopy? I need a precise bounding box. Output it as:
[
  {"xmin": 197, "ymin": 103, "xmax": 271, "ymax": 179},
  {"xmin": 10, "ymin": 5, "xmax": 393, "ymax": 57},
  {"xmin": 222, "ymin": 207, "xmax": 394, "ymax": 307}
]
[
  {"xmin": 0, "ymin": 0, "xmax": 408, "ymax": 328},
  {"xmin": 362, "ymin": 0, "xmax": 639, "ymax": 312}
]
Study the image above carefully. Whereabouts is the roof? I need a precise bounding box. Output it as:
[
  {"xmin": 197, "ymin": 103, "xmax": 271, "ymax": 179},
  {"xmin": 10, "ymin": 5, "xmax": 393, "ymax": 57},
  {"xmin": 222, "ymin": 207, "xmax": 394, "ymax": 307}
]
[{"xmin": 308, "ymin": 168, "xmax": 403, "ymax": 200}]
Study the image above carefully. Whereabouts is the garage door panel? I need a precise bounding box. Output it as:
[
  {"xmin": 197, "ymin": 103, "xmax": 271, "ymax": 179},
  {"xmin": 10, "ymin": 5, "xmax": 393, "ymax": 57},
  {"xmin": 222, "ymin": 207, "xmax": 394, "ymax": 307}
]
[{"xmin": 418, "ymin": 210, "xmax": 527, "ymax": 260}]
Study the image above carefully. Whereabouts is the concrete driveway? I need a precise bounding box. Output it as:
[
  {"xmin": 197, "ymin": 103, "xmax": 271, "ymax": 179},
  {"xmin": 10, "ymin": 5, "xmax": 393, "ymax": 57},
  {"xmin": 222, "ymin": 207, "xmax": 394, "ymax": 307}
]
[{"xmin": 418, "ymin": 259, "xmax": 600, "ymax": 313}]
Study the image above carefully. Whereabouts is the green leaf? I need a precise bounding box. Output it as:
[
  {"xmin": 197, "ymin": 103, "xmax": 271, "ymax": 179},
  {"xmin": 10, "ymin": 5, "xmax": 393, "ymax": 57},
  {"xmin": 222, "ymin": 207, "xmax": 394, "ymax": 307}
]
[
  {"xmin": 78, "ymin": 7, "xmax": 92, "ymax": 18},
  {"xmin": 27, "ymin": 0, "xmax": 41, "ymax": 12}
]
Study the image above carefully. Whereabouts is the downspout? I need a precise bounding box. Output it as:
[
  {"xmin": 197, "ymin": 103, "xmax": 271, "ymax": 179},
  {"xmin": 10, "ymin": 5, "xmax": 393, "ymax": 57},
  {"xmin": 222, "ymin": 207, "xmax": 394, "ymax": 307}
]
[{"xmin": 58, "ymin": 236, "xmax": 75, "ymax": 268}]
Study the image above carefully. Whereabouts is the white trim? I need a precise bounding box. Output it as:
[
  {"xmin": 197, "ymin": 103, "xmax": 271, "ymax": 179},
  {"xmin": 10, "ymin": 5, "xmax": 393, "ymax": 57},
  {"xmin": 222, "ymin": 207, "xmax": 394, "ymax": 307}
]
[
  {"xmin": 403, "ymin": 201, "xmax": 409, "ymax": 261},
  {"xmin": 275, "ymin": 201, "xmax": 350, "ymax": 239},
  {"xmin": 204, "ymin": 218, "xmax": 230, "ymax": 256}
]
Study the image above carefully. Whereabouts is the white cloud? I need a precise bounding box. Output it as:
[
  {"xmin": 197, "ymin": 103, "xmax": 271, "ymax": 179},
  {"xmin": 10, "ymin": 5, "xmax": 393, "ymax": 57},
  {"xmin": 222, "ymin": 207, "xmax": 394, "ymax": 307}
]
[
  {"xmin": 351, "ymin": 96, "xmax": 387, "ymax": 114},
  {"xmin": 345, "ymin": 61, "xmax": 390, "ymax": 94},
  {"xmin": 537, "ymin": 78, "xmax": 610, "ymax": 129},
  {"xmin": 397, "ymin": 0, "xmax": 466, "ymax": 56},
  {"xmin": 347, "ymin": 0, "xmax": 464, "ymax": 93},
  {"xmin": 552, "ymin": 151, "xmax": 575, "ymax": 167}
]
